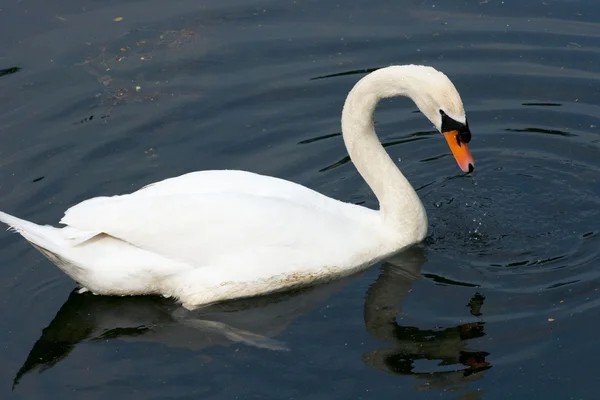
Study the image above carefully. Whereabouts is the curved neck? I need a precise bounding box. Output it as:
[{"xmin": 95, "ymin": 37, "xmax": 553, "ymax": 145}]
[{"xmin": 341, "ymin": 67, "xmax": 427, "ymax": 236}]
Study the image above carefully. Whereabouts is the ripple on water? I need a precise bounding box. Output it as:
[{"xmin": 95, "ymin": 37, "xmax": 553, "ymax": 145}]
[
  {"xmin": 298, "ymin": 46, "xmax": 600, "ymax": 383},
  {"xmin": 413, "ymin": 108, "xmax": 600, "ymax": 337},
  {"xmin": 4, "ymin": 1, "xmax": 600, "ymax": 397},
  {"xmin": 7, "ymin": 261, "xmax": 68, "ymax": 317}
]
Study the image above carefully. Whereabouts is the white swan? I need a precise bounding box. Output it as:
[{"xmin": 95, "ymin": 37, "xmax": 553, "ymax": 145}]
[{"xmin": 0, "ymin": 65, "xmax": 474, "ymax": 310}]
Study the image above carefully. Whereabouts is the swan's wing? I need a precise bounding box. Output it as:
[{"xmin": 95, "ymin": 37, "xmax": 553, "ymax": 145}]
[
  {"xmin": 133, "ymin": 170, "xmax": 336, "ymax": 210},
  {"xmin": 60, "ymin": 192, "xmax": 378, "ymax": 272}
]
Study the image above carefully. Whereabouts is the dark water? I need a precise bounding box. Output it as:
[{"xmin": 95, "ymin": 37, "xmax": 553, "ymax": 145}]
[{"xmin": 1, "ymin": 0, "xmax": 600, "ymax": 398}]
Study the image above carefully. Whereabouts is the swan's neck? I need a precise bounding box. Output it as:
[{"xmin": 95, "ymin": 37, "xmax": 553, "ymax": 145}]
[{"xmin": 341, "ymin": 67, "xmax": 428, "ymax": 239}]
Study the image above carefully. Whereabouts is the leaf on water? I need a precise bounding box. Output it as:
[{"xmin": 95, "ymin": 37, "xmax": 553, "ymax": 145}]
[{"xmin": 113, "ymin": 16, "xmax": 124, "ymax": 22}]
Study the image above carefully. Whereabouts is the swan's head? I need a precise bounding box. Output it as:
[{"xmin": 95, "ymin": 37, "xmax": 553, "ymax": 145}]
[
  {"xmin": 367, "ymin": 65, "xmax": 475, "ymax": 173},
  {"xmin": 401, "ymin": 65, "xmax": 475, "ymax": 173},
  {"xmin": 344, "ymin": 64, "xmax": 475, "ymax": 173}
]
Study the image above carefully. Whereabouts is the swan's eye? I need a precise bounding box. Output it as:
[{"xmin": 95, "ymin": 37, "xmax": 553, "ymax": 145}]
[
  {"xmin": 440, "ymin": 111, "xmax": 471, "ymax": 144},
  {"xmin": 458, "ymin": 125, "xmax": 471, "ymax": 144}
]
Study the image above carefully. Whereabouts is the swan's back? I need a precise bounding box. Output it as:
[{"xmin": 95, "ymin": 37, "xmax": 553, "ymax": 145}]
[{"xmin": 134, "ymin": 170, "xmax": 343, "ymax": 211}]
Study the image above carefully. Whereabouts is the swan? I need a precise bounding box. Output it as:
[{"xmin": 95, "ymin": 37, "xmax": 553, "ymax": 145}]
[{"xmin": 0, "ymin": 64, "xmax": 474, "ymax": 310}]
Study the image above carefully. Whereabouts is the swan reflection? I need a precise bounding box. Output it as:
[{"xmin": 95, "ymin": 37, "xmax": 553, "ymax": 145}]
[
  {"xmin": 363, "ymin": 245, "xmax": 491, "ymax": 391},
  {"xmin": 13, "ymin": 278, "xmax": 347, "ymax": 388},
  {"xmin": 14, "ymin": 246, "xmax": 490, "ymax": 392}
]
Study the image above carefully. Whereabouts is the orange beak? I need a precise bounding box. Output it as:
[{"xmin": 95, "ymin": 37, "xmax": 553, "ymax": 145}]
[{"xmin": 443, "ymin": 130, "xmax": 475, "ymax": 173}]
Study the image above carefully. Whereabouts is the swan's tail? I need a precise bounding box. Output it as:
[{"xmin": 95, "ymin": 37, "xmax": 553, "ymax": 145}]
[
  {"xmin": 0, "ymin": 210, "xmax": 93, "ymax": 286},
  {"xmin": 0, "ymin": 211, "xmax": 62, "ymax": 250}
]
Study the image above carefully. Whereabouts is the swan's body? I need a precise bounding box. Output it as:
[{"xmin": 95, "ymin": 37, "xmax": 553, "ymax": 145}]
[{"xmin": 0, "ymin": 65, "xmax": 474, "ymax": 309}]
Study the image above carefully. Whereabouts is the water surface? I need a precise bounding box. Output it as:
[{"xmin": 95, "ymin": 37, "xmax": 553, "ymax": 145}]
[{"xmin": 1, "ymin": 0, "xmax": 600, "ymax": 398}]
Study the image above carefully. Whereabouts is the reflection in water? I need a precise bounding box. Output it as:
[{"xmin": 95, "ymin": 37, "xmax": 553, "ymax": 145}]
[
  {"xmin": 12, "ymin": 279, "xmax": 348, "ymax": 389},
  {"xmin": 363, "ymin": 245, "xmax": 491, "ymax": 393},
  {"xmin": 14, "ymin": 246, "xmax": 491, "ymax": 394}
]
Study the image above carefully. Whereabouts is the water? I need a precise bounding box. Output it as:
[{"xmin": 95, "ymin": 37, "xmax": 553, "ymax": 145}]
[{"xmin": 1, "ymin": 0, "xmax": 600, "ymax": 398}]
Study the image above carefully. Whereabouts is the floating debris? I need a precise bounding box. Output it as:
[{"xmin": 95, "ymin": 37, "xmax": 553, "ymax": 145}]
[
  {"xmin": 467, "ymin": 293, "xmax": 486, "ymax": 317},
  {"xmin": 113, "ymin": 16, "xmax": 124, "ymax": 22},
  {"xmin": 74, "ymin": 26, "xmax": 206, "ymax": 120}
]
